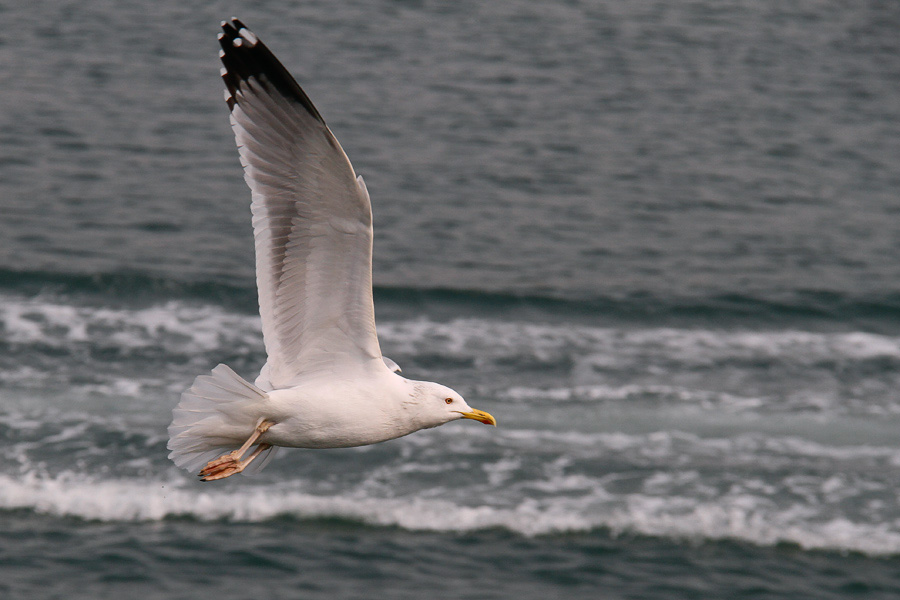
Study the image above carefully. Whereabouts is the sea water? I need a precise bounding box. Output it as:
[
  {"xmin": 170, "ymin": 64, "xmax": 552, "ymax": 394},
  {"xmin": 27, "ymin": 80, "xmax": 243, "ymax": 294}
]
[{"xmin": 2, "ymin": 2, "xmax": 900, "ymax": 599}]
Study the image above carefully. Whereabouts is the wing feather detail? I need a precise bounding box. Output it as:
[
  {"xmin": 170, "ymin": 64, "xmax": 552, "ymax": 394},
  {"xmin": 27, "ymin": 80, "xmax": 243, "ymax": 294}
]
[{"xmin": 219, "ymin": 19, "xmax": 382, "ymax": 388}]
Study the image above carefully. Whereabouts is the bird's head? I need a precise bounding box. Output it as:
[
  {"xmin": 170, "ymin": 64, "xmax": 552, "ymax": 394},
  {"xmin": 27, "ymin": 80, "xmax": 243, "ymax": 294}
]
[{"xmin": 409, "ymin": 381, "xmax": 497, "ymax": 429}]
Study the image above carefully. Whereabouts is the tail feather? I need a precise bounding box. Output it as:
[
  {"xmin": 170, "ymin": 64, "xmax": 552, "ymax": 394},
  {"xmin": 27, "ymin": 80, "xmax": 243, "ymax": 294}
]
[{"xmin": 168, "ymin": 364, "xmax": 278, "ymax": 474}]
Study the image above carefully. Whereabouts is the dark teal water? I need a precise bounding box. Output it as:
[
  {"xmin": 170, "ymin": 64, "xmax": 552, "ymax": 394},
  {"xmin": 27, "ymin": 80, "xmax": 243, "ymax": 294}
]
[{"xmin": 3, "ymin": 1, "xmax": 900, "ymax": 598}]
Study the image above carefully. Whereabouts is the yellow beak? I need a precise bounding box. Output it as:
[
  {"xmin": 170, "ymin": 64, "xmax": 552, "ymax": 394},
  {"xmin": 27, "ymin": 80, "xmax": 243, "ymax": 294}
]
[{"xmin": 456, "ymin": 408, "xmax": 497, "ymax": 426}]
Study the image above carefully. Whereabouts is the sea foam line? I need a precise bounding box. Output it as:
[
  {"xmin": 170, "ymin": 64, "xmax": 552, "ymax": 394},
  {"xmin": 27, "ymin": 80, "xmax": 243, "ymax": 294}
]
[
  {"xmin": 5, "ymin": 294, "xmax": 900, "ymax": 364},
  {"xmin": 2, "ymin": 472, "xmax": 900, "ymax": 556},
  {"xmin": 0, "ymin": 296, "xmax": 261, "ymax": 353}
]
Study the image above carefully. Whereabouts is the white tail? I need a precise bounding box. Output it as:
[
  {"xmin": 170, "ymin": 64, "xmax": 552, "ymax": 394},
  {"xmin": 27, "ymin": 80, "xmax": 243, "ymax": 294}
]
[{"xmin": 168, "ymin": 364, "xmax": 278, "ymax": 474}]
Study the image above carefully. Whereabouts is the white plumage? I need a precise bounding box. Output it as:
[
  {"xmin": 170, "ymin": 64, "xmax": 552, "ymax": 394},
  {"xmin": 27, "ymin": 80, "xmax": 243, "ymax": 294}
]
[{"xmin": 167, "ymin": 18, "xmax": 495, "ymax": 481}]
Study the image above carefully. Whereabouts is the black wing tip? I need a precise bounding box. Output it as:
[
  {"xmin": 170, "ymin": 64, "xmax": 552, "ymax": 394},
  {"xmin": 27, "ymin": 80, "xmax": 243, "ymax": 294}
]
[
  {"xmin": 217, "ymin": 18, "xmax": 326, "ymax": 125},
  {"xmin": 223, "ymin": 17, "xmax": 247, "ymax": 30}
]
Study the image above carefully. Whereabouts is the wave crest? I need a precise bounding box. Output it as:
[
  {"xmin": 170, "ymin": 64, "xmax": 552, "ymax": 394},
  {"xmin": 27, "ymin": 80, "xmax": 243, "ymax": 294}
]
[{"xmin": 3, "ymin": 471, "xmax": 900, "ymax": 556}]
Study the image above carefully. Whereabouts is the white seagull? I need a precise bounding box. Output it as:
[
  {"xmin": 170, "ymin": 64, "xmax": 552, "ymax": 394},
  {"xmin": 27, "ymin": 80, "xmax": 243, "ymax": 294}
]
[{"xmin": 167, "ymin": 18, "xmax": 496, "ymax": 481}]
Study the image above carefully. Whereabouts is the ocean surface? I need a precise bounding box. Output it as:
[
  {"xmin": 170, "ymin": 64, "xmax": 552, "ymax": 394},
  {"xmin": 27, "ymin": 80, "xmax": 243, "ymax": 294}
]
[{"xmin": 3, "ymin": 1, "xmax": 900, "ymax": 598}]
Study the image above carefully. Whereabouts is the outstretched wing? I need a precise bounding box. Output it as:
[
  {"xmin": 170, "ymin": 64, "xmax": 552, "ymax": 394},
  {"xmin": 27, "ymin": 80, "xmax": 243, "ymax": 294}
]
[{"xmin": 218, "ymin": 18, "xmax": 382, "ymax": 388}]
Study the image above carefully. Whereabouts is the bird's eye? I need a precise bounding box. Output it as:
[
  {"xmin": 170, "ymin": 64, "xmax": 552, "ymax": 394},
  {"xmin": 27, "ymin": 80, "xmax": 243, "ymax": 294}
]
[{"xmin": 445, "ymin": 398, "xmax": 453, "ymax": 404}]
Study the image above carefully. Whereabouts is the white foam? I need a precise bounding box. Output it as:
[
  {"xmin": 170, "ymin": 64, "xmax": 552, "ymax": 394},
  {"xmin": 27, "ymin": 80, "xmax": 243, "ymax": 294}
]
[
  {"xmin": 501, "ymin": 383, "xmax": 766, "ymax": 410},
  {"xmin": 495, "ymin": 425, "xmax": 900, "ymax": 461},
  {"xmin": 604, "ymin": 493, "xmax": 900, "ymax": 556},
  {"xmin": 6, "ymin": 294, "xmax": 900, "ymax": 421},
  {"xmin": 3, "ymin": 471, "xmax": 900, "ymax": 555},
  {"xmin": 396, "ymin": 318, "xmax": 899, "ymax": 357},
  {"xmin": 0, "ymin": 296, "xmax": 262, "ymax": 354},
  {"xmin": 5, "ymin": 296, "xmax": 900, "ymax": 372}
]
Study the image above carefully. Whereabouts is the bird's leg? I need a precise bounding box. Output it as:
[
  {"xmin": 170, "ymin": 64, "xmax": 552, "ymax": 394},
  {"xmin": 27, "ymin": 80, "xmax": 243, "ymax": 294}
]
[
  {"xmin": 200, "ymin": 442, "xmax": 273, "ymax": 482},
  {"xmin": 198, "ymin": 418, "xmax": 274, "ymax": 481}
]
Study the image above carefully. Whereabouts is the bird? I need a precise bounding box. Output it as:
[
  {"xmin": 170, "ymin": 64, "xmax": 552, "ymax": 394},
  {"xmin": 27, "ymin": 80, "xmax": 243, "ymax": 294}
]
[{"xmin": 167, "ymin": 18, "xmax": 496, "ymax": 481}]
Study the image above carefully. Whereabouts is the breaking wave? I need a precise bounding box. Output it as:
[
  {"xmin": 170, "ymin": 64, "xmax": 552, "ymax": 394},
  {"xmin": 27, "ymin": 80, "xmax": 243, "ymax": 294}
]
[{"xmin": 3, "ymin": 469, "xmax": 900, "ymax": 556}]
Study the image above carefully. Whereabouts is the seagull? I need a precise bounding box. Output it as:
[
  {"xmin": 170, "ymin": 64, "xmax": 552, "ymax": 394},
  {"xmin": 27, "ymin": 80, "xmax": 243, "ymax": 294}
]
[{"xmin": 167, "ymin": 18, "xmax": 496, "ymax": 481}]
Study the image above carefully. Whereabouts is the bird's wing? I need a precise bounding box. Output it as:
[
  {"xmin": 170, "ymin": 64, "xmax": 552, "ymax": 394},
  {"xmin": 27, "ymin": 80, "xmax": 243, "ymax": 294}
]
[{"xmin": 219, "ymin": 19, "xmax": 382, "ymax": 388}]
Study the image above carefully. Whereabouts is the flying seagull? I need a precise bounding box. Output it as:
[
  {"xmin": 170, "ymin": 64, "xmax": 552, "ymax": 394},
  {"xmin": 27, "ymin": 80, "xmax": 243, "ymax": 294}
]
[{"xmin": 167, "ymin": 18, "xmax": 496, "ymax": 481}]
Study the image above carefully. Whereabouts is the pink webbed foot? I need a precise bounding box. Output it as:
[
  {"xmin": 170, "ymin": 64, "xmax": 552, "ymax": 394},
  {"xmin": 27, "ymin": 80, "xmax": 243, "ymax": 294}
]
[{"xmin": 198, "ymin": 419, "xmax": 274, "ymax": 481}]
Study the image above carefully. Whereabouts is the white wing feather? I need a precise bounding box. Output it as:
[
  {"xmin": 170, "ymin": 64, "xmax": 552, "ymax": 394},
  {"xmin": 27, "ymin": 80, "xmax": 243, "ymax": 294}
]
[{"xmin": 220, "ymin": 21, "xmax": 382, "ymax": 388}]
